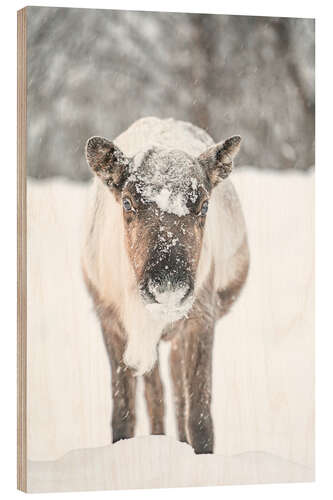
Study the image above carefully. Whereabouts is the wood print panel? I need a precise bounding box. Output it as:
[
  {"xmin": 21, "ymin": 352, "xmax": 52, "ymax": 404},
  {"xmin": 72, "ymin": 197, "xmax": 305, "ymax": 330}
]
[{"xmin": 18, "ymin": 6, "xmax": 315, "ymax": 493}]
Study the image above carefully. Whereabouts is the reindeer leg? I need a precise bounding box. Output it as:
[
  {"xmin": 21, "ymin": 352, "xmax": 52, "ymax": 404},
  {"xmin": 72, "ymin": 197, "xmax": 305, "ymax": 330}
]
[
  {"xmin": 170, "ymin": 333, "xmax": 188, "ymax": 444},
  {"xmin": 101, "ymin": 323, "xmax": 137, "ymax": 443},
  {"xmin": 143, "ymin": 359, "xmax": 165, "ymax": 435},
  {"xmin": 183, "ymin": 320, "xmax": 214, "ymax": 454}
]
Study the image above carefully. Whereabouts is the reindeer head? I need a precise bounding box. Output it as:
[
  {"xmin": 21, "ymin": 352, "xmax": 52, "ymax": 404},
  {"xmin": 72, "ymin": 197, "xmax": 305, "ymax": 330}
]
[{"xmin": 86, "ymin": 135, "xmax": 241, "ymax": 321}]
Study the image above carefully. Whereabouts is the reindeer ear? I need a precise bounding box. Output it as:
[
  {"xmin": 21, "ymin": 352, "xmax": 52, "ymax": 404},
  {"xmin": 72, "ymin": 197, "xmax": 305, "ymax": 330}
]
[
  {"xmin": 85, "ymin": 136, "xmax": 130, "ymax": 191},
  {"xmin": 198, "ymin": 136, "xmax": 241, "ymax": 186}
]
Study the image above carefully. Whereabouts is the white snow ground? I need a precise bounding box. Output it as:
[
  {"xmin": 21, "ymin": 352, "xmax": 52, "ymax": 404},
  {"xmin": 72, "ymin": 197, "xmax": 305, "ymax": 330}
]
[{"xmin": 26, "ymin": 168, "xmax": 314, "ymax": 491}]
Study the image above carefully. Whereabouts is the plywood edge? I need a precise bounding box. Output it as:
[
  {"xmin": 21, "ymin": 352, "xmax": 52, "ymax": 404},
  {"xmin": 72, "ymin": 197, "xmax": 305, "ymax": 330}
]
[{"xmin": 17, "ymin": 7, "xmax": 27, "ymax": 493}]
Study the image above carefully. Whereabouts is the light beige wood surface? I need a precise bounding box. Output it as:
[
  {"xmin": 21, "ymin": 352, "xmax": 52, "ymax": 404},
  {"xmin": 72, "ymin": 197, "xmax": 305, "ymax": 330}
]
[
  {"xmin": 17, "ymin": 6, "xmax": 314, "ymax": 493},
  {"xmin": 27, "ymin": 437, "xmax": 313, "ymax": 493},
  {"xmin": 17, "ymin": 7, "xmax": 27, "ymax": 493},
  {"xmin": 24, "ymin": 169, "xmax": 314, "ymax": 492}
]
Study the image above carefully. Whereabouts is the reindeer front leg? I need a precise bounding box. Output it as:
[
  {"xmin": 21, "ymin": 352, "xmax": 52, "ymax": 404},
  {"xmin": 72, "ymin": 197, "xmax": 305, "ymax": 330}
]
[
  {"xmin": 183, "ymin": 320, "xmax": 214, "ymax": 454},
  {"xmin": 170, "ymin": 333, "xmax": 188, "ymax": 444},
  {"xmin": 101, "ymin": 322, "xmax": 137, "ymax": 443},
  {"xmin": 143, "ymin": 359, "xmax": 165, "ymax": 435}
]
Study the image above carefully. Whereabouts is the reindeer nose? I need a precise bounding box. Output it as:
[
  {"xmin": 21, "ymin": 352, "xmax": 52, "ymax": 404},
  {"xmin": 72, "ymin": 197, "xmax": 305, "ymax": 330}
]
[{"xmin": 148, "ymin": 278, "xmax": 191, "ymax": 306}]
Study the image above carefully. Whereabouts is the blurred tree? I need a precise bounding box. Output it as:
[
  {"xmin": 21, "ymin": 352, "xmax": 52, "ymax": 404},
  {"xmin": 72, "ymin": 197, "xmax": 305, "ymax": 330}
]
[{"xmin": 26, "ymin": 7, "xmax": 314, "ymax": 180}]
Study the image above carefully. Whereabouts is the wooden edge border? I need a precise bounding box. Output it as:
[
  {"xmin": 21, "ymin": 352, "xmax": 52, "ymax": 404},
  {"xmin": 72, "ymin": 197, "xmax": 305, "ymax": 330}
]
[{"xmin": 17, "ymin": 7, "xmax": 27, "ymax": 493}]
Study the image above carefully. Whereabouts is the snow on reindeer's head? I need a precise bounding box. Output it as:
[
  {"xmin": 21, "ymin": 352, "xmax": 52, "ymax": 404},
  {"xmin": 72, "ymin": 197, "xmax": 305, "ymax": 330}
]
[{"xmin": 85, "ymin": 135, "xmax": 241, "ymax": 320}]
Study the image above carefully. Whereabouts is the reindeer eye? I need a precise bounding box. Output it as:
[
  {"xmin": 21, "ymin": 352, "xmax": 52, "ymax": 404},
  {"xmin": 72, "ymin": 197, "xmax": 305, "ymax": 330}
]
[
  {"xmin": 122, "ymin": 197, "xmax": 133, "ymax": 212},
  {"xmin": 199, "ymin": 200, "xmax": 209, "ymax": 216}
]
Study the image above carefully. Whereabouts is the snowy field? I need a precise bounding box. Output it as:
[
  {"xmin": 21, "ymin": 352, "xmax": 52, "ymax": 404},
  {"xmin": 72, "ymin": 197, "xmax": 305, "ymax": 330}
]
[{"xmin": 26, "ymin": 168, "xmax": 314, "ymax": 491}]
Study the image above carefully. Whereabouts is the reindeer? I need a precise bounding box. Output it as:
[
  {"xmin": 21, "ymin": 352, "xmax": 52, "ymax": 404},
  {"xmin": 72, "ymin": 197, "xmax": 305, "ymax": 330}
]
[{"xmin": 82, "ymin": 117, "xmax": 249, "ymax": 454}]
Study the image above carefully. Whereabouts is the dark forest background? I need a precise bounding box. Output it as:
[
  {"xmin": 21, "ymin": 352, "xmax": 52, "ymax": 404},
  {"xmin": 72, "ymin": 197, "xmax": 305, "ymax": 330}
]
[{"xmin": 27, "ymin": 7, "xmax": 315, "ymax": 180}]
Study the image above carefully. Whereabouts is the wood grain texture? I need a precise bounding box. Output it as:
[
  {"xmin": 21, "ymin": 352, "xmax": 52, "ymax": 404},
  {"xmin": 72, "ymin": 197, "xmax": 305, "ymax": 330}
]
[
  {"xmin": 17, "ymin": 6, "xmax": 314, "ymax": 493},
  {"xmin": 17, "ymin": 7, "xmax": 27, "ymax": 493},
  {"xmin": 27, "ymin": 437, "xmax": 313, "ymax": 493},
  {"xmin": 25, "ymin": 169, "xmax": 314, "ymax": 491}
]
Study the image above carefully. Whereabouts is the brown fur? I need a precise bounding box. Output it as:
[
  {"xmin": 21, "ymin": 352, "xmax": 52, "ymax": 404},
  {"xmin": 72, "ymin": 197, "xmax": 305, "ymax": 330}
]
[
  {"xmin": 83, "ymin": 232, "xmax": 249, "ymax": 452},
  {"xmin": 121, "ymin": 181, "xmax": 206, "ymax": 287},
  {"xmin": 162, "ymin": 242, "xmax": 248, "ymax": 452},
  {"xmin": 216, "ymin": 237, "xmax": 249, "ymax": 318},
  {"xmin": 83, "ymin": 269, "xmax": 166, "ymax": 440},
  {"xmin": 83, "ymin": 121, "xmax": 249, "ymax": 454},
  {"xmin": 143, "ymin": 363, "xmax": 165, "ymax": 435}
]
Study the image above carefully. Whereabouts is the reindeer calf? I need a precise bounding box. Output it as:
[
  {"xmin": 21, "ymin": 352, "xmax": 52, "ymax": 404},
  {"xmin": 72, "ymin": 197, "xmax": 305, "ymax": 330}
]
[{"xmin": 82, "ymin": 117, "xmax": 249, "ymax": 454}]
